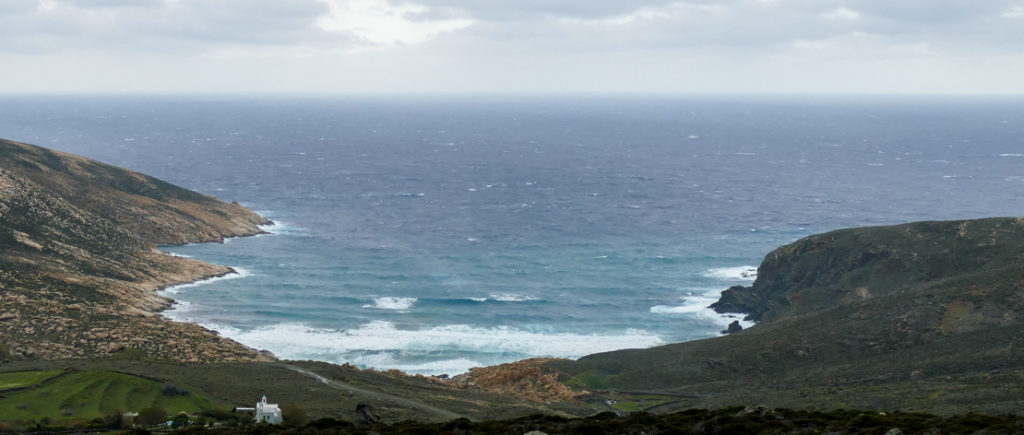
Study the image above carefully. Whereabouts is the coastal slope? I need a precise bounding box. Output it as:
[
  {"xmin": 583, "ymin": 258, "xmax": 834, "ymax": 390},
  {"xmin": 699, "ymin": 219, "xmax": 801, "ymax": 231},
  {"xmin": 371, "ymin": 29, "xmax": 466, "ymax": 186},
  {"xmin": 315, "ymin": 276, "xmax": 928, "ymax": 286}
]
[
  {"xmin": 1, "ymin": 139, "xmax": 585, "ymax": 424},
  {"xmin": 0, "ymin": 138, "xmax": 270, "ymax": 362},
  {"xmin": 542, "ymin": 218, "xmax": 1024, "ymax": 414}
]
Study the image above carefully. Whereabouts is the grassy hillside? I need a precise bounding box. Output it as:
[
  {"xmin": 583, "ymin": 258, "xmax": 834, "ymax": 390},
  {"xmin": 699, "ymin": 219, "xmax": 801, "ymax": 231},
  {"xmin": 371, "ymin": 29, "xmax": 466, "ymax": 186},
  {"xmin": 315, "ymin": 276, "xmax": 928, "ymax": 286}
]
[
  {"xmin": 712, "ymin": 218, "xmax": 1024, "ymax": 322},
  {"xmin": 0, "ymin": 359, "xmax": 579, "ymax": 428},
  {"xmin": 0, "ymin": 371, "xmax": 61, "ymax": 390},
  {"xmin": 541, "ymin": 218, "xmax": 1024, "ymax": 415},
  {"xmin": 0, "ymin": 370, "xmax": 216, "ymax": 426}
]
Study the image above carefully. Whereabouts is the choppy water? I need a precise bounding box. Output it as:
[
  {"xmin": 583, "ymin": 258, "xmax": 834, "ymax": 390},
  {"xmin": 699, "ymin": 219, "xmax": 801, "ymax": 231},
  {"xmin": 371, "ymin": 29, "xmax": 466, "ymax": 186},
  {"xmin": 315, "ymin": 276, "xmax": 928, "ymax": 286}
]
[{"xmin": 2, "ymin": 95, "xmax": 1022, "ymax": 375}]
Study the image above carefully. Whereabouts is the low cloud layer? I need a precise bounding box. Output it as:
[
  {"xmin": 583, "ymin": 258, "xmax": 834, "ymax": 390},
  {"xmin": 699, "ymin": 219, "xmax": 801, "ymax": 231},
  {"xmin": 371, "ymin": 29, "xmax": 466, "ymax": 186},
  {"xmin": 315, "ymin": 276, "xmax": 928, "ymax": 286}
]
[{"xmin": 1, "ymin": 0, "xmax": 1022, "ymax": 93}]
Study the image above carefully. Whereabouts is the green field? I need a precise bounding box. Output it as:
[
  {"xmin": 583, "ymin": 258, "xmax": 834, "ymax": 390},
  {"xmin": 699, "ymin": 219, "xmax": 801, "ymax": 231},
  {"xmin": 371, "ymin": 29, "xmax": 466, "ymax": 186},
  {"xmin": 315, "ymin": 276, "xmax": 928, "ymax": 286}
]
[
  {"xmin": 0, "ymin": 370, "xmax": 218, "ymax": 425},
  {"xmin": 0, "ymin": 370, "xmax": 62, "ymax": 390}
]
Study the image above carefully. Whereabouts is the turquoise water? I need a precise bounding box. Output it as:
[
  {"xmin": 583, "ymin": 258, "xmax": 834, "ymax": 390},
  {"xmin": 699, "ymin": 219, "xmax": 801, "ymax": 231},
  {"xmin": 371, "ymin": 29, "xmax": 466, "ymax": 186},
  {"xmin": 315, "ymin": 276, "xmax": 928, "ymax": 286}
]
[{"xmin": 2, "ymin": 95, "xmax": 1022, "ymax": 374}]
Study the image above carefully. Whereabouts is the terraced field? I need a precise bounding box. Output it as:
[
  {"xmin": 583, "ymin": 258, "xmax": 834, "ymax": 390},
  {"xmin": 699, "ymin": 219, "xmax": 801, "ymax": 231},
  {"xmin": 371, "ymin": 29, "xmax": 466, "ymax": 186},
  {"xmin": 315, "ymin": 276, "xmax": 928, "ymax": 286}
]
[
  {"xmin": 0, "ymin": 371, "xmax": 62, "ymax": 390},
  {"xmin": 0, "ymin": 370, "xmax": 218, "ymax": 425}
]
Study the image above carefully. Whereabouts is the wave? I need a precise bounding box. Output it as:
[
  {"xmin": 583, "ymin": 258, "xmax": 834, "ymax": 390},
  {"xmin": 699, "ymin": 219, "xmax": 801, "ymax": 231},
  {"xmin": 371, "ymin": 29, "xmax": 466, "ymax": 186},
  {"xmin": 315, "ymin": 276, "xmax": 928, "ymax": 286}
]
[
  {"xmin": 159, "ymin": 267, "xmax": 251, "ymax": 295},
  {"xmin": 703, "ymin": 266, "xmax": 757, "ymax": 282},
  {"xmin": 362, "ymin": 297, "xmax": 417, "ymax": 311},
  {"xmin": 999, "ymin": 153, "xmax": 1024, "ymax": 157},
  {"xmin": 650, "ymin": 287, "xmax": 756, "ymax": 330},
  {"xmin": 200, "ymin": 320, "xmax": 664, "ymax": 375},
  {"xmin": 351, "ymin": 355, "xmax": 486, "ymax": 376},
  {"xmin": 256, "ymin": 219, "xmax": 302, "ymax": 236},
  {"xmin": 457, "ymin": 293, "xmax": 538, "ymax": 303},
  {"xmin": 487, "ymin": 293, "xmax": 538, "ymax": 302}
]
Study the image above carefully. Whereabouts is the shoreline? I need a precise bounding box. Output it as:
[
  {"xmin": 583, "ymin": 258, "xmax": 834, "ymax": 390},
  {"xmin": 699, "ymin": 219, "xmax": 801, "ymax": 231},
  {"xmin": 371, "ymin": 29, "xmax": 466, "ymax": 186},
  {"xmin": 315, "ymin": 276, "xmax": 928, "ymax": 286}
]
[{"xmin": 145, "ymin": 220, "xmax": 276, "ymax": 316}]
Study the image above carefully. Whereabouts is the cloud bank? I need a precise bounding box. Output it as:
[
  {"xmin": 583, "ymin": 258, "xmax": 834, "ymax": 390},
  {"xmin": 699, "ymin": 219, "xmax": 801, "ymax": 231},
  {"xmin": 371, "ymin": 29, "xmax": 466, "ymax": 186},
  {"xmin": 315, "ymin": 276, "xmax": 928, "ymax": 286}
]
[{"xmin": 1, "ymin": 0, "xmax": 1022, "ymax": 93}]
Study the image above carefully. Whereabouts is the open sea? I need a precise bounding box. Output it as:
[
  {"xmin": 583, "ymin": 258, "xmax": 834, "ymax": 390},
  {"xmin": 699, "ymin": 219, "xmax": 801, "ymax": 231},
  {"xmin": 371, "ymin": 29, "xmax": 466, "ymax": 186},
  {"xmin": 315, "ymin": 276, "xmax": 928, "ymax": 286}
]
[{"xmin": 1, "ymin": 95, "xmax": 1022, "ymax": 375}]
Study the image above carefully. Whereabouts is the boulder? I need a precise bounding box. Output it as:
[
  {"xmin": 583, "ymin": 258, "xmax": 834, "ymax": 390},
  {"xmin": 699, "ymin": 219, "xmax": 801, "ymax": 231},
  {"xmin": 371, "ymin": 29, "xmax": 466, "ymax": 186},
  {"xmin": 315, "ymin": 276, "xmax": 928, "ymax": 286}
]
[
  {"xmin": 356, "ymin": 403, "xmax": 381, "ymax": 424},
  {"xmin": 721, "ymin": 320, "xmax": 743, "ymax": 334}
]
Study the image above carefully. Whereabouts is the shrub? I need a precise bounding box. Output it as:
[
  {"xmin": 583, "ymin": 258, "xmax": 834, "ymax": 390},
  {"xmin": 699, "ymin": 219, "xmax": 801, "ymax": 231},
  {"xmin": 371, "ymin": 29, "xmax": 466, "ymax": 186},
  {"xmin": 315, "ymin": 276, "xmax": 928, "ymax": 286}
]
[
  {"xmin": 135, "ymin": 406, "xmax": 168, "ymax": 427},
  {"xmin": 280, "ymin": 404, "xmax": 307, "ymax": 427},
  {"xmin": 162, "ymin": 382, "xmax": 189, "ymax": 396}
]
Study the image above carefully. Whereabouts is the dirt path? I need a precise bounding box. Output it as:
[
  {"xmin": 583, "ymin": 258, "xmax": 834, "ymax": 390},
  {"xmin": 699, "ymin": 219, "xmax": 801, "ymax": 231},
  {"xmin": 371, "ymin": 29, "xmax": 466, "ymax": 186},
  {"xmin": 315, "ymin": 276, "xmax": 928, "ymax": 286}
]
[{"xmin": 281, "ymin": 364, "xmax": 469, "ymax": 422}]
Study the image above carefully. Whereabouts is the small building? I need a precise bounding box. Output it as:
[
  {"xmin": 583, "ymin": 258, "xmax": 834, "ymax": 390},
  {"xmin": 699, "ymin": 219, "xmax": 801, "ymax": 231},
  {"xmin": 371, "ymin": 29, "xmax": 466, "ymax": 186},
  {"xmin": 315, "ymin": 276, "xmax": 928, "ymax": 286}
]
[{"xmin": 234, "ymin": 394, "xmax": 283, "ymax": 424}]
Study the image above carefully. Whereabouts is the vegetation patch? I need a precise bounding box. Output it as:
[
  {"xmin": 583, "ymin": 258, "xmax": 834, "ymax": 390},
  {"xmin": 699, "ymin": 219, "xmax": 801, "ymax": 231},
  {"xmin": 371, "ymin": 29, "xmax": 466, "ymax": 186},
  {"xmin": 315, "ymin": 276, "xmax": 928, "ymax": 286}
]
[
  {"xmin": 0, "ymin": 370, "xmax": 218, "ymax": 426},
  {"xmin": 568, "ymin": 369, "xmax": 615, "ymax": 390},
  {"xmin": 0, "ymin": 370, "xmax": 62, "ymax": 390}
]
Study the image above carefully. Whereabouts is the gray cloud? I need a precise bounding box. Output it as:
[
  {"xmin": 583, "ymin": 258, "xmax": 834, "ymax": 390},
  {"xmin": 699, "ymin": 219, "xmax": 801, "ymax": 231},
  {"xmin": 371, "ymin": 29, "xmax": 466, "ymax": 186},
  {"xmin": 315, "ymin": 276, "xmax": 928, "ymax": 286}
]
[
  {"xmin": 0, "ymin": 0, "xmax": 330, "ymax": 53},
  {"xmin": 0, "ymin": 0, "xmax": 1021, "ymax": 93}
]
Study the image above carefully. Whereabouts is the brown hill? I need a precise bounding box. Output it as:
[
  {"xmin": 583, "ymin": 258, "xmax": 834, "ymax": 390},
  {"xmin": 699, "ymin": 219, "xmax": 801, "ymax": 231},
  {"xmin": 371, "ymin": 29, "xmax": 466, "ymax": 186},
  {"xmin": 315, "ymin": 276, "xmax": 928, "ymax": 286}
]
[{"xmin": 0, "ymin": 138, "xmax": 270, "ymax": 362}]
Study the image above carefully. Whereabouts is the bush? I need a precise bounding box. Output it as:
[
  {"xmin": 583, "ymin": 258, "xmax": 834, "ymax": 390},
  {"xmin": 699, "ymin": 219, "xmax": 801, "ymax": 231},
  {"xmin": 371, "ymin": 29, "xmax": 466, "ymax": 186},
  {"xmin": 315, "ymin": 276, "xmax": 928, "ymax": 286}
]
[
  {"xmin": 103, "ymin": 410, "xmax": 125, "ymax": 429},
  {"xmin": 281, "ymin": 404, "xmax": 307, "ymax": 427},
  {"xmin": 135, "ymin": 406, "xmax": 168, "ymax": 426},
  {"xmin": 0, "ymin": 341, "xmax": 11, "ymax": 361},
  {"xmin": 162, "ymin": 382, "xmax": 189, "ymax": 396}
]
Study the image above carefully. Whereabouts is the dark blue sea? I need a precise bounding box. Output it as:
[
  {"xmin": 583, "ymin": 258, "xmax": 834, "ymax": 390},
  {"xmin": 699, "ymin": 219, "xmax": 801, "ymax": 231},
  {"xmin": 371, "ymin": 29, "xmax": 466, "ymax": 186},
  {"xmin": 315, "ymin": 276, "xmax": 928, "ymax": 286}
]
[{"xmin": 2, "ymin": 95, "xmax": 1022, "ymax": 375}]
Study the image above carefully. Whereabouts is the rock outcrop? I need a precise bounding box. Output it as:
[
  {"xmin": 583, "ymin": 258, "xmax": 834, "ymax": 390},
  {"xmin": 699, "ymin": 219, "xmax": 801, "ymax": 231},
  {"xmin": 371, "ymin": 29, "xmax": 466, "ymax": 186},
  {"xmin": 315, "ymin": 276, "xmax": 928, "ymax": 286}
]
[
  {"xmin": 712, "ymin": 218, "xmax": 1024, "ymax": 323},
  {"xmin": 549, "ymin": 218, "xmax": 1024, "ymax": 414},
  {"xmin": 450, "ymin": 358, "xmax": 579, "ymax": 403},
  {"xmin": 0, "ymin": 138, "xmax": 272, "ymax": 362}
]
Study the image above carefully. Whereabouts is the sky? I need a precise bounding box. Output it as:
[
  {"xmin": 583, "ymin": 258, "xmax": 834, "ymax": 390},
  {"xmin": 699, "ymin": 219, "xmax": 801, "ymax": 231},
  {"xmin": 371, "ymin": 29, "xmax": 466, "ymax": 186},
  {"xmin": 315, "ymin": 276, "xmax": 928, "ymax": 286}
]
[{"xmin": 1, "ymin": 0, "xmax": 1023, "ymax": 94}]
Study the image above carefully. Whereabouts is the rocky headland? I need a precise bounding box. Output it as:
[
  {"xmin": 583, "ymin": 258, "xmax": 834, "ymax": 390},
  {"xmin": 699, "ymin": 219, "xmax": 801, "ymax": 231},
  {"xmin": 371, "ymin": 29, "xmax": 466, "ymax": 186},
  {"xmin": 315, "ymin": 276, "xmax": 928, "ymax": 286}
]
[
  {"xmin": 0, "ymin": 138, "xmax": 272, "ymax": 363},
  {"xmin": 539, "ymin": 218, "xmax": 1024, "ymax": 414}
]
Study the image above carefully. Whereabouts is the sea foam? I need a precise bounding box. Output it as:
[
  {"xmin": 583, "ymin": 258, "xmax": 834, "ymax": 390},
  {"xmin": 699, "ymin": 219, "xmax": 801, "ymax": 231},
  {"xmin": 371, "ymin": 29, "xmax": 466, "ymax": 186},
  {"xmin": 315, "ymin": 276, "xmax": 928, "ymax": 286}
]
[
  {"xmin": 200, "ymin": 320, "xmax": 664, "ymax": 375},
  {"xmin": 487, "ymin": 293, "xmax": 538, "ymax": 302},
  {"xmin": 703, "ymin": 266, "xmax": 758, "ymax": 281},
  {"xmin": 651, "ymin": 287, "xmax": 756, "ymax": 330},
  {"xmin": 363, "ymin": 297, "xmax": 417, "ymax": 311}
]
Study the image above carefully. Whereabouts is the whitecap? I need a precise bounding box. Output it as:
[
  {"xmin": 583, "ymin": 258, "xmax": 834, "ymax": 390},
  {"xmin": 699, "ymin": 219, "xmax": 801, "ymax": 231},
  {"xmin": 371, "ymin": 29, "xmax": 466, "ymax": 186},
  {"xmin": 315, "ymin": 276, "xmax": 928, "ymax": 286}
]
[
  {"xmin": 651, "ymin": 286, "xmax": 757, "ymax": 330},
  {"xmin": 257, "ymin": 220, "xmax": 301, "ymax": 235},
  {"xmin": 999, "ymin": 153, "xmax": 1024, "ymax": 157},
  {"xmin": 703, "ymin": 266, "xmax": 758, "ymax": 282},
  {"xmin": 650, "ymin": 304, "xmax": 707, "ymax": 315},
  {"xmin": 487, "ymin": 293, "xmax": 537, "ymax": 302},
  {"xmin": 362, "ymin": 297, "xmax": 417, "ymax": 311},
  {"xmin": 197, "ymin": 320, "xmax": 665, "ymax": 375},
  {"xmin": 164, "ymin": 300, "xmax": 194, "ymax": 316}
]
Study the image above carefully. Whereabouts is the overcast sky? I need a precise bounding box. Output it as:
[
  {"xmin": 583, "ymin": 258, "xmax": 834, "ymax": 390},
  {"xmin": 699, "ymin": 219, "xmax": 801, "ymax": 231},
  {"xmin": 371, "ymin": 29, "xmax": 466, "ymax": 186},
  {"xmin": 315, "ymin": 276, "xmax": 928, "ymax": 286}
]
[{"xmin": 1, "ymin": 0, "xmax": 1023, "ymax": 94}]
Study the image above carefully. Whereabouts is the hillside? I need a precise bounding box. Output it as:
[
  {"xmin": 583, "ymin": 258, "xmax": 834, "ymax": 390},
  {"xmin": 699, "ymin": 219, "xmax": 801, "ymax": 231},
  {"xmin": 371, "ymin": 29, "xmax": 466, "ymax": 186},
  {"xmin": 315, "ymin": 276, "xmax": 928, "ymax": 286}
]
[
  {"xmin": 0, "ymin": 138, "xmax": 270, "ymax": 362},
  {"xmin": 540, "ymin": 218, "xmax": 1024, "ymax": 414}
]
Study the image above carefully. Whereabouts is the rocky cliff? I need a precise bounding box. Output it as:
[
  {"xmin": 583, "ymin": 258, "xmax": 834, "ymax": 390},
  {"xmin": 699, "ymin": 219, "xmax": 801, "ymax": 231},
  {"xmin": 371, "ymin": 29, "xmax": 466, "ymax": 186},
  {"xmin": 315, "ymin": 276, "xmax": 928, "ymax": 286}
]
[
  {"xmin": 545, "ymin": 218, "xmax": 1024, "ymax": 415},
  {"xmin": 712, "ymin": 218, "xmax": 1024, "ymax": 322},
  {"xmin": 0, "ymin": 138, "xmax": 271, "ymax": 362}
]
